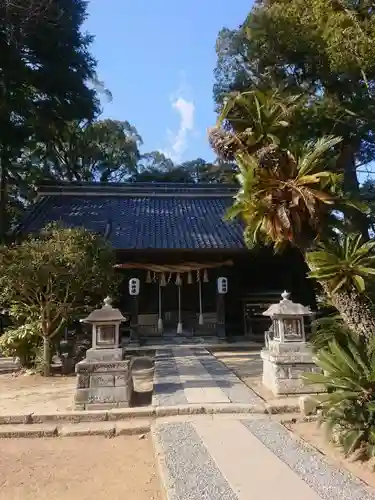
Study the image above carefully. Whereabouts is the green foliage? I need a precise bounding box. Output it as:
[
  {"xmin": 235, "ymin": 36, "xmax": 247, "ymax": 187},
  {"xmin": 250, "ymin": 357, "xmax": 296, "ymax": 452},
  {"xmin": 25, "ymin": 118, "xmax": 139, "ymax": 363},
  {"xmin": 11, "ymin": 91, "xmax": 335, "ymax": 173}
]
[
  {"xmin": 0, "ymin": 224, "xmax": 118, "ymax": 375},
  {"xmin": 130, "ymin": 152, "xmax": 224, "ymax": 184},
  {"xmin": 224, "ymin": 134, "xmax": 345, "ymax": 251},
  {"xmin": 214, "ymin": 0, "xmax": 375, "ymax": 235},
  {"xmin": 0, "ymin": 0, "xmax": 99, "ymax": 241},
  {"xmin": 310, "ymin": 315, "xmax": 356, "ymax": 353},
  {"xmin": 307, "ymin": 234, "xmax": 375, "ymax": 294},
  {"xmin": 221, "ymin": 89, "xmax": 302, "ymax": 150},
  {"xmin": 26, "ymin": 119, "xmax": 143, "ymax": 185},
  {"xmin": 0, "ymin": 321, "xmax": 41, "ymax": 367},
  {"xmin": 304, "ymin": 335, "xmax": 375, "ymax": 460}
]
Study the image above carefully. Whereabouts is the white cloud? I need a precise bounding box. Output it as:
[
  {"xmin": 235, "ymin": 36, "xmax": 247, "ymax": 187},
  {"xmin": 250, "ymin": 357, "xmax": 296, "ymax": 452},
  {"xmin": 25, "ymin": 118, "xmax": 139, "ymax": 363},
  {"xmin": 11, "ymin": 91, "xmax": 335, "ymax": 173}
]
[{"xmin": 161, "ymin": 79, "xmax": 195, "ymax": 163}]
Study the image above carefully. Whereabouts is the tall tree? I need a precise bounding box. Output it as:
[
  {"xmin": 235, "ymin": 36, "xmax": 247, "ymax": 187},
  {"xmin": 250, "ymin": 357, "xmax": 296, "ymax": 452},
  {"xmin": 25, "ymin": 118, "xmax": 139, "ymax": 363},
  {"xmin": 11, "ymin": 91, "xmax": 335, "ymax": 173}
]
[
  {"xmin": 0, "ymin": 0, "xmax": 99, "ymax": 241},
  {"xmin": 213, "ymin": 0, "xmax": 375, "ymax": 236},
  {"xmin": 0, "ymin": 223, "xmax": 117, "ymax": 375},
  {"xmin": 210, "ymin": 88, "xmax": 375, "ymax": 339},
  {"xmin": 130, "ymin": 153, "xmax": 231, "ymax": 184},
  {"xmin": 26, "ymin": 119, "xmax": 142, "ymax": 184}
]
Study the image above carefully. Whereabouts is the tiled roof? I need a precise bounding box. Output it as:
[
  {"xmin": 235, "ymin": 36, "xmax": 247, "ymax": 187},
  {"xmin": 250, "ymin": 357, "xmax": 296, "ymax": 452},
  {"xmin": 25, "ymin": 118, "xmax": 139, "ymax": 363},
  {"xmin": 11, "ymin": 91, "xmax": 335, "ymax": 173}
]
[{"xmin": 19, "ymin": 182, "xmax": 246, "ymax": 250}]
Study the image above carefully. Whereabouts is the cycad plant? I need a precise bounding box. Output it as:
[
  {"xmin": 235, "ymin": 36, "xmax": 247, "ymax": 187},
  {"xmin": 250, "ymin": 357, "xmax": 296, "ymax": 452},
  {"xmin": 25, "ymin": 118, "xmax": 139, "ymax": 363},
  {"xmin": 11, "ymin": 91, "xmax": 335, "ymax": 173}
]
[
  {"xmin": 307, "ymin": 234, "xmax": 375, "ymax": 340},
  {"xmin": 210, "ymin": 88, "xmax": 375, "ymax": 339},
  {"xmin": 226, "ymin": 136, "xmax": 343, "ymax": 251},
  {"xmin": 305, "ymin": 336, "xmax": 375, "ymax": 459},
  {"xmin": 208, "ymin": 89, "xmax": 302, "ymax": 161},
  {"xmin": 310, "ymin": 314, "xmax": 355, "ymax": 353}
]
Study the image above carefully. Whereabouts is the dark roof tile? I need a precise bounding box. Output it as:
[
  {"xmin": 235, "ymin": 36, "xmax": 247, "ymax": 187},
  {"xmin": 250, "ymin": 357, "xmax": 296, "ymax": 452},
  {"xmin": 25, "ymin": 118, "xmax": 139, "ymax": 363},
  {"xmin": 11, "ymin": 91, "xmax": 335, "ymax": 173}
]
[{"xmin": 20, "ymin": 183, "xmax": 246, "ymax": 250}]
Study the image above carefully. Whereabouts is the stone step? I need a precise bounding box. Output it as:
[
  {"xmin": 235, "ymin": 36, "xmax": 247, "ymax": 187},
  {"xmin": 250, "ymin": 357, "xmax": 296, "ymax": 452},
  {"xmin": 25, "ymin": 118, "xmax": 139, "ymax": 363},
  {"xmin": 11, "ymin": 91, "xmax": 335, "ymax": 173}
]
[
  {"xmin": 0, "ymin": 402, "xmax": 273, "ymax": 426},
  {"xmin": 0, "ymin": 419, "xmax": 151, "ymax": 438}
]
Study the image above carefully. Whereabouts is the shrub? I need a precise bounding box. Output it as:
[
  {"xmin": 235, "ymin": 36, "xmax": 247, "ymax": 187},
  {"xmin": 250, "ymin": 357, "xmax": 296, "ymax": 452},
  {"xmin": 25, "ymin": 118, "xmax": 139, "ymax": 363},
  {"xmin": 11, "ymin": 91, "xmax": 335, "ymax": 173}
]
[
  {"xmin": 0, "ymin": 223, "xmax": 119, "ymax": 375},
  {"xmin": 0, "ymin": 321, "xmax": 41, "ymax": 367},
  {"xmin": 310, "ymin": 315, "xmax": 356, "ymax": 353},
  {"xmin": 305, "ymin": 334, "xmax": 375, "ymax": 460}
]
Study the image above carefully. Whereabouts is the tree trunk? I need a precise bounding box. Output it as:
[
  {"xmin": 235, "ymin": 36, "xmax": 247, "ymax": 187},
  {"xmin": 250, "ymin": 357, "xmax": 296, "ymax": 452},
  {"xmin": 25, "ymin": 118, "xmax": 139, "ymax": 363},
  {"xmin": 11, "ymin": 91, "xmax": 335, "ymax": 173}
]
[
  {"xmin": 0, "ymin": 151, "xmax": 8, "ymax": 244},
  {"xmin": 43, "ymin": 336, "xmax": 51, "ymax": 377},
  {"xmin": 322, "ymin": 283, "xmax": 375, "ymax": 340},
  {"xmin": 336, "ymin": 141, "xmax": 369, "ymax": 240}
]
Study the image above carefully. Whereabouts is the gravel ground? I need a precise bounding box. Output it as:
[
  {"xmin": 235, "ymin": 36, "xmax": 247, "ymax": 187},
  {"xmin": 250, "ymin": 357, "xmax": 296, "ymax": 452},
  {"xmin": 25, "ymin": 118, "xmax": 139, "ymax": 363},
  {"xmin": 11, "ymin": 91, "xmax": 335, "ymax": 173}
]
[
  {"xmin": 242, "ymin": 418, "xmax": 375, "ymax": 500},
  {"xmin": 0, "ymin": 435, "xmax": 161, "ymax": 500},
  {"xmin": 287, "ymin": 420, "xmax": 375, "ymax": 491},
  {"xmin": 154, "ymin": 422, "xmax": 237, "ymax": 500}
]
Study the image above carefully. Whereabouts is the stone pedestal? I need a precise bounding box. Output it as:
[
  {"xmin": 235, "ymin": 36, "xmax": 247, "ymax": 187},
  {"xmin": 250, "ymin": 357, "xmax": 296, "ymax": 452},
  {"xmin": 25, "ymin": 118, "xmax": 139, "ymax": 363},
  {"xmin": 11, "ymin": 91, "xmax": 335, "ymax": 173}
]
[
  {"xmin": 261, "ymin": 340, "xmax": 324, "ymax": 396},
  {"xmin": 75, "ymin": 349, "xmax": 131, "ymax": 410},
  {"xmin": 85, "ymin": 347, "xmax": 123, "ymax": 362}
]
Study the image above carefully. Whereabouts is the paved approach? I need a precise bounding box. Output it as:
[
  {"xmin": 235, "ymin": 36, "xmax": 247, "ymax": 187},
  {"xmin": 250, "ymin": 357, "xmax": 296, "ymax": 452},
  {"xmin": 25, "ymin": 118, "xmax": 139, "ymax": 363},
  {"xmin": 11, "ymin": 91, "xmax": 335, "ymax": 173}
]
[
  {"xmin": 152, "ymin": 348, "xmax": 375, "ymax": 500},
  {"xmin": 153, "ymin": 416, "xmax": 375, "ymax": 500},
  {"xmin": 152, "ymin": 347, "xmax": 263, "ymax": 407}
]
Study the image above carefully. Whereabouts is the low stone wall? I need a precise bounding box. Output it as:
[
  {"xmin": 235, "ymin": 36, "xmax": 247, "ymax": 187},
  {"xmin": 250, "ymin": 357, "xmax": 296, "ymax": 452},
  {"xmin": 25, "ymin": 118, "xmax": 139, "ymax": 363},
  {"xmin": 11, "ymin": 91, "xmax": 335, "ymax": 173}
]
[{"xmin": 75, "ymin": 359, "xmax": 131, "ymax": 410}]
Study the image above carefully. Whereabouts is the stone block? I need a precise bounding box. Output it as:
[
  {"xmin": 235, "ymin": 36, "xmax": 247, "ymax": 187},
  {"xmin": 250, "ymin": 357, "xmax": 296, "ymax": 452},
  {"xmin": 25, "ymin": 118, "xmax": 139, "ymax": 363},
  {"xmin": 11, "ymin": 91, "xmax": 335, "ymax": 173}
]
[
  {"xmin": 266, "ymin": 340, "xmax": 311, "ymax": 355},
  {"xmin": 155, "ymin": 406, "xmax": 181, "ymax": 417},
  {"xmin": 262, "ymin": 351, "xmax": 315, "ymax": 365},
  {"xmin": 288, "ymin": 364, "xmax": 321, "ymax": 379},
  {"xmin": 274, "ymin": 365, "xmax": 289, "ymax": 378},
  {"xmin": 91, "ymin": 360, "xmax": 130, "ymax": 373},
  {"xmin": 31, "ymin": 410, "xmax": 107, "ymax": 423},
  {"xmin": 85, "ymin": 347, "xmax": 123, "ymax": 362},
  {"xmin": 88, "ymin": 386, "xmax": 129, "ymax": 404},
  {"xmin": 75, "ymin": 360, "xmax": 94, "ymax": 374},
  {"xmin": 76, "ymin": 373, "xmax": 90, "ymax": 389},
  {"xmin": 74, "ymin": 388, "xmax": 91, "ymax": 403},
  {"xmin": 107, "ymin": 407, "xmax": 155, "ymax": 421},
  {"xmin": 85, "ymin": 403, "xmax": 117, "ymax": 411},
  {"xmin": 0, "ymin": 413, "xmax": 32, "ymax": 425},
  {"xmin": 90, "ymin": 374, "xmax": 115, "ymax": 388},
  {"xmin": 274, "ymin": 378, "xmax": 324, "ymax": 395},
  {"xmin": 59, "ymin": 422, "xmax": 116, "ymax": 437},
  {"xmin": 115, "ymin": 373, "xmax": 129, "ymax": 387},
  {"xmin": 115, "ymin": 420, "xmax": 151, "ymax": 436},
  {"xmin": 262, "ymin": 341, "xmax": 325, "ymax": 396},
  {"xmin": 299, "ymin": 395, "xmax": 320, "ymax": 416},
  {"xmin": 0, "ymin": 424, "xmax": 58, "ymax": 438}
]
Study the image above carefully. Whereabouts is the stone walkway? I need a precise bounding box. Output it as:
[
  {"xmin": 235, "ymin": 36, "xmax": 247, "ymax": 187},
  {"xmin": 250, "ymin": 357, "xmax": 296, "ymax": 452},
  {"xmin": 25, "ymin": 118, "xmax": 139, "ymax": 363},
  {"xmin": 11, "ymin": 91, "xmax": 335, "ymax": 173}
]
[
  {"xmin": 153, "ymin": 416, "xmax": 375, "ymax": 500},
  {"xmin": 152, "ymin": 347, "xmax": 263, "ymax": 407}
]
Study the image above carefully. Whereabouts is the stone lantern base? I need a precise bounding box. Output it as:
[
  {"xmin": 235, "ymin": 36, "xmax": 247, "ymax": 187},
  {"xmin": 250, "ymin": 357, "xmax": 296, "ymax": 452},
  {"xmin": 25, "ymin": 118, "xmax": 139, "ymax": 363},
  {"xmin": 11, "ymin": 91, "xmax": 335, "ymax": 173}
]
[
  {"xmin": 74, "ymin": 348, "xmax": 131, "ymax": 410},
  {"xmin": 261, "ymin": 340, "xmax": 325, "ymax": 396}
]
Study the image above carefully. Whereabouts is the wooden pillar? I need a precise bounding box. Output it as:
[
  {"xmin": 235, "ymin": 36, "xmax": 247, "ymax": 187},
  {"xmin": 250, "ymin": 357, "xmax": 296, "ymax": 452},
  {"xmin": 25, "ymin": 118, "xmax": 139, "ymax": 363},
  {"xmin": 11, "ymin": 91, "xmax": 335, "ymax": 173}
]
[
  {"xmin": 198, "ymin": 280, "xmax": 204, "ymax": 325},
  {"xmin": 131, "ymin": 295, "xmax": 139, "ymax": 336},
  {"xmin": 216, "ymin": 293, "xmax": 226, "ymax": 339},
  {"xmin": 158, "ymin": 284, "xmax": 163, "ymax": 333},
  {"xmin": 177, "ymin": 285, "xmax": 183, "ymax": 334}
]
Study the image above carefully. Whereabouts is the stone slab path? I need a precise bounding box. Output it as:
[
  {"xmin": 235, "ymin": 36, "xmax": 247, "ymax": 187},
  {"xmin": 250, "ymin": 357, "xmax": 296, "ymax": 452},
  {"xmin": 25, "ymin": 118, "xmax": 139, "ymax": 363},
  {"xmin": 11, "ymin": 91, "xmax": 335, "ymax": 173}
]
[
  {"xmin": 152, "ymin": 347, "xmax": 262, "ymax": 407},
  {"xmin": 153, "ymin": 416, "xmax": 375, "ymax": 500}
]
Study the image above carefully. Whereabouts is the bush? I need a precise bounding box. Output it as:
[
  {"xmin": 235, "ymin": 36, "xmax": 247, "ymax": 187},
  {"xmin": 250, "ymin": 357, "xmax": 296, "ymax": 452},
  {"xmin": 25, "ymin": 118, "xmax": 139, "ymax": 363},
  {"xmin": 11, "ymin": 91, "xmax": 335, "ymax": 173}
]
[
  {"xmin": 0, "ymin": 223, "xmax": 119, "ymax": 375},
  {"xmin": 305, "ymin": 333, "xmax": 375, "ymax": 460},
  {"xmin": 0, "ymin": 322, "xmax": 42, "ymax": 367},
  {"xmin": 310, "ymin": 315, "xmax": 356, "ymax": 353}
]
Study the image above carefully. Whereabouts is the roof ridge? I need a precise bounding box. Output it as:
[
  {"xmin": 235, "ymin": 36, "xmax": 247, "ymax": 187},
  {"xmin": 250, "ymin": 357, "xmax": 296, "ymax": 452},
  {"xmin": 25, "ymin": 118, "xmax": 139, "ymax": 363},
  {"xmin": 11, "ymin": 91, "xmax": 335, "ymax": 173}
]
[{"xmin": 37, "ymin": 181, "xmax": 239, "ymax": 198}]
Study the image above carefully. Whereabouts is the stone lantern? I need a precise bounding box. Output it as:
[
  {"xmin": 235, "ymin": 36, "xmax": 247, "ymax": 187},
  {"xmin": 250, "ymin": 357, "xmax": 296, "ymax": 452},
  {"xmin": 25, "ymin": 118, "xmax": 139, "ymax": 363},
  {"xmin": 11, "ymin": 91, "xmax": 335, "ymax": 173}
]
[
  {"xmin": 261, "ymin": 291, "xmax": 324, "ymax": 396},
  {"xmin": 74, "ymin": 298, "xmax": 131, "ymax": 410},
  {"xmin": 82, "ymin": 297, "xmax": 126, "ymax": 362},
  {"xmin": 264, "ymin": 291, "xmax": 309, "ymax": 344}
]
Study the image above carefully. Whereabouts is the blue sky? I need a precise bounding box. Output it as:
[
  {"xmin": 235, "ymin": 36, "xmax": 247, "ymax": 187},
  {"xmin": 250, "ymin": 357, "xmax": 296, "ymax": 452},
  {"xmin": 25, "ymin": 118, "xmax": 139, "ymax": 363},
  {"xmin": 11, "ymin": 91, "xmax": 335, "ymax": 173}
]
[{"xmin": 84, "ymin": 1, "xmax": 252, "ymax": 164}]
